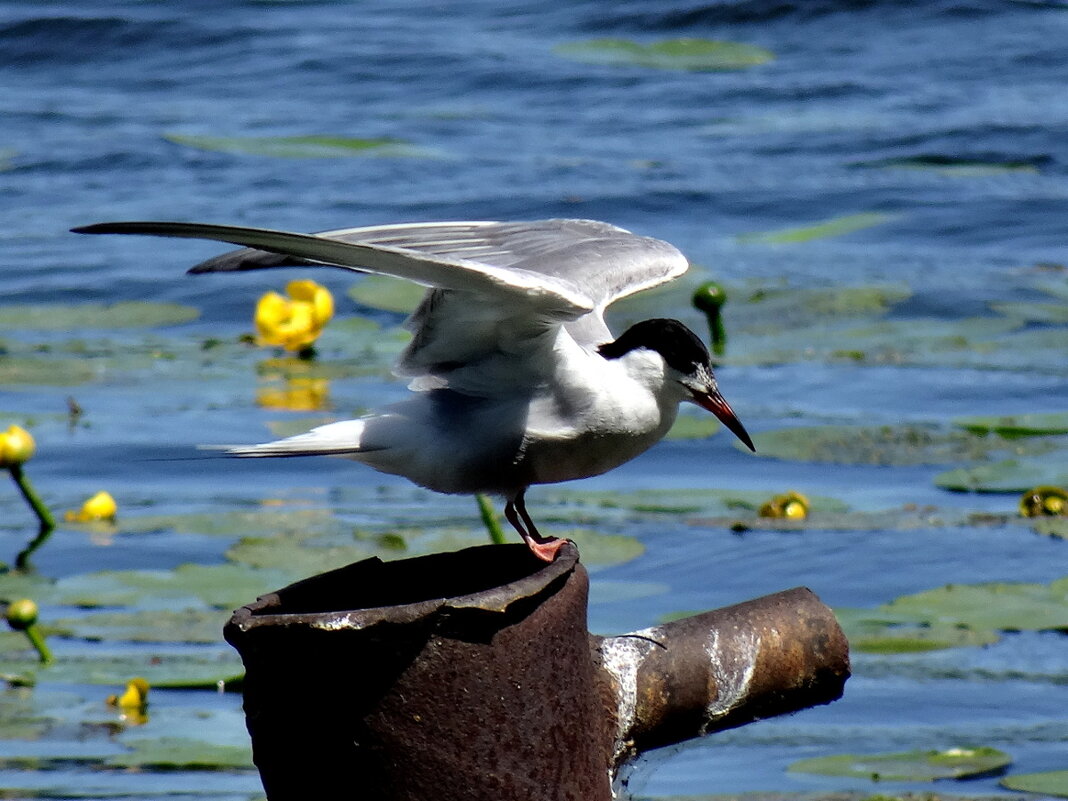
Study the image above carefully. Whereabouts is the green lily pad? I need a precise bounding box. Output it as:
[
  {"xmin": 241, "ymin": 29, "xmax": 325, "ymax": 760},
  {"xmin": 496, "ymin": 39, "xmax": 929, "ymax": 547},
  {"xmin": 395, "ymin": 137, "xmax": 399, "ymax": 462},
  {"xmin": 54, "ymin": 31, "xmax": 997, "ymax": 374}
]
[
  {"xmin": 106, "ymin": 736, "xmax": 253, "ymax": 770},
  {"xmin": 0, "ymin": 686, "xmax": 57, "ymax": 739},
  {"xmin": 953, "ymin": 412, "xmax": 1068, "ymax": 438},
  {"xmin": 0, "ymin": 302, "xmax": 198, "ymax": 330},
  {"xmin": 854, "ymin": 155, "xmax": 1040, "ymax": 176},
  {"xmin": 1034, "ymin": 517, "xmax": 1068, "ymax": 539},
  {"xmin": 52, "ymin": 563, "xmax": 292, "ymax": 610},
  {"xmin": 554, "ymin": 37, "xmax": 774, "ymax": 71},
  {"xmin": 879, "ymin": 580, "xmax": 1068, "ymax": 632},
  {"xmin": 1002, "ymin": 769, "xmax": 1068, "ymax": 797},
  {"xmin": 347, "ymin": 275, "xmax": 425, "ymax": 314},
  {"xmin": 0, "ymin": 569, "xmax": 55, "ymax": 602},
  {"xmin": 750, "ymin": 424, "xmax": 1004, "ymax": 466},
  {"xmin": 724, "ymin": 311, "xmax": 1046, "ymax": 370},
  {"xmin": 542, "ymin": 487, "xmax": 850, "ymax": 517},
  {"xmin": 732, "ymin": 285, "xmax": 912, "ymax": 332},
  {"xmin": 788, "ymin": 747, "xmax": 1012, "ymax": 781},
  {"xmin": 0, "ymin": 355, "xmax": 100, "ymax": 386},
  {"xmin": 665, "ymin": 412, "xmax": 722, "ymax": 440},
  {"xmin": 737, "ymin": 213, "xmax": 897, "ymax": 245},
  {"xmin": 164, "ymin": 132, "xmax": 423, "ymax": 159},
  {"xmin": 991, "ymin": 301, "xmax": 1068, "ymax": 324},
  {"xmin": 228, "ymin": 522, "xmax": 644, "ymax": 575},
  {"xmin": 560, "ymin": 529, "xmax": 644, "ymax": 568},
  {"xmin": 0, "ymin": 649, "xmax": 243, "ymax": 688},
  {"xmin": 55, "ymin": 608, "xmax": 228, "ymax": 644},
  {"xmin": 120, "ymin": 507, "xmax": 347, "ymax": 540},
  {"xmin": 226, "ymin": 535, "xmax": 373, "ymax": 575},
  {"xmin": 935, "ymin": 458, "xmax": 1068, "ymax": 493},
  {"xmin": 834, "ymin": 608, "xmax": 1000, "ymax": 653}
]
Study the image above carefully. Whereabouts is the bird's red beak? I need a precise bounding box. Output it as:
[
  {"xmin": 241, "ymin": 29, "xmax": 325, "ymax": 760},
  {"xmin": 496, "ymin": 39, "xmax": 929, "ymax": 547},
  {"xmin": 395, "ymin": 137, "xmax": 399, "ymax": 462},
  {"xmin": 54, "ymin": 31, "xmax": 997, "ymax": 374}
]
[{"xmin": 692, "ymin": 389, "xmax": 755, "ymax": 452}]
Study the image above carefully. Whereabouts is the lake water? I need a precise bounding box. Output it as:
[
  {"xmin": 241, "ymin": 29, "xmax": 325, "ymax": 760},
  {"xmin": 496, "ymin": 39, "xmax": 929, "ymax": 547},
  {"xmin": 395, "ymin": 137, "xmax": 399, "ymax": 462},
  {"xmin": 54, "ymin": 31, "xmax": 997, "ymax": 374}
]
[{"xmin": 2, "ymin": 1, "xmax": 1068, "ymax": 799}]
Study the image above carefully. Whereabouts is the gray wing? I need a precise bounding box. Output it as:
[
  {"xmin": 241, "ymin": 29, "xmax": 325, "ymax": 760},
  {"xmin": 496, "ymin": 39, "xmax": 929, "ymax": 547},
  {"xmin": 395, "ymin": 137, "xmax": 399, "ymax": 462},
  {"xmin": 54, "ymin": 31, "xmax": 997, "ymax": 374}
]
[
  {"xmin": 72, "ymin": 218, "xmax": 688, "ymax": 394},
  {"xmin": 187, "ymin": 219, "xmax": 688, "ymax": 322}
]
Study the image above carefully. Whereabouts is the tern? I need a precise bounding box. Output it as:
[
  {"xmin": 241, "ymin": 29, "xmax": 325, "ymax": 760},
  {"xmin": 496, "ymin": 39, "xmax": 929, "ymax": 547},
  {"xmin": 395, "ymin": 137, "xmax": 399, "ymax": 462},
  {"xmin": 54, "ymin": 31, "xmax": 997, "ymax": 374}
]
[{"xmin": 73, "ymin": 219, "xmax": 755, "ymax": 561}]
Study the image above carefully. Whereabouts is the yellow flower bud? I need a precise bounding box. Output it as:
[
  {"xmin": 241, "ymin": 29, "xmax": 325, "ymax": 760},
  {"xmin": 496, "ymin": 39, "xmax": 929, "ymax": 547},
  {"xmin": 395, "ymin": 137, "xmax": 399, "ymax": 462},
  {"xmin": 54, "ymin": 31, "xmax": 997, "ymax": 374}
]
[
  {"xmin": 759, "ymin": 490, "xmax": 810, "ymax": 520},
  {"xmin": 65, "ymin": 490, "xmax": 118, "ymax": 523},
  {"xmin": 0, "ymin": 425, "xmax": 36, "ymax": 468},
  {"xmin": 6, "ymin": 598, "xmax": 39, "ymax": 631},
  {"xmin": 1019, "ymin": 485, "xmax": 1068, "ymax": 518},
  {"xmin": 254, "ymin": 281, "xmax": 334, "ymax": 352}
]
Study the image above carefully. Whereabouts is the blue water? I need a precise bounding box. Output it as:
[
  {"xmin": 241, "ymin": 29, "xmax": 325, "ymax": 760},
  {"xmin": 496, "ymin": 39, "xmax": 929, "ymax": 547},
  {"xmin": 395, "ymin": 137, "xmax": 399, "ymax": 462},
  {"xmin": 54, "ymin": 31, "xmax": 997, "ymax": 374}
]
[{"xmin": 3, "ymin": 1, "xmax": 1068, "ymax": 798}]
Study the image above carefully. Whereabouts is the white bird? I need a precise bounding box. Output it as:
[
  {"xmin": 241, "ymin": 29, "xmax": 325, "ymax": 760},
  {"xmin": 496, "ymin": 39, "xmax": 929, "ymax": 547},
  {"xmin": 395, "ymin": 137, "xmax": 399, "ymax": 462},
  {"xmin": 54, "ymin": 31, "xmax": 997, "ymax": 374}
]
[{"xmin": 73, "ymin": 219, "xmax": 754, "ymax": 561}]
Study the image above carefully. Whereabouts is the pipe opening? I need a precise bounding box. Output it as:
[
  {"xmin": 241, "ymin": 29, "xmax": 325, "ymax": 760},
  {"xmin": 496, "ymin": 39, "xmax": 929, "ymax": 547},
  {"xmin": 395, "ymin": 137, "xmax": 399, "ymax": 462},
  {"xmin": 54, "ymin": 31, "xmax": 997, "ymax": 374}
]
[{"xmin": 252, "ymin": 542, "xmax": 557, "ymax": 616}]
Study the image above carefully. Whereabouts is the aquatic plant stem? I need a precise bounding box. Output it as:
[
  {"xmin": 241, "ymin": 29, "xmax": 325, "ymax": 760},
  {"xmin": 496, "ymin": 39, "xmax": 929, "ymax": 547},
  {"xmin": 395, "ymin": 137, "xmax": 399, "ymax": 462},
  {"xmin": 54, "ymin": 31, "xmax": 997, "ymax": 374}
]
[
  {"xmin": 15, "ymin": 522, "xmax": 55, "ymax": 570},
  {"xmin": 23, "ymin": 623, "xmax": 53, "ymax": 664},
  {"xmin": 8, "ymin": 465, "xmax": 55, "ymax": 530},
  {"xmin": 476, "ymin": 494, "xmax": 507, "ymax": 545}
]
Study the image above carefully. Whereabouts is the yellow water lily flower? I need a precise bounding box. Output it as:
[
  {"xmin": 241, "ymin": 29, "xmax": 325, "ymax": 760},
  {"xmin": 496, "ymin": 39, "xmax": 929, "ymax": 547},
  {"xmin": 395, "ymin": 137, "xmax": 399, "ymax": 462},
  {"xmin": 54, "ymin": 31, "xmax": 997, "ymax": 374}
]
[
  {"xmin": 254, "ymin": 279, "xmax": 334, "ymax": 351},
  {"xmin": 65, "ymin": 490, "xmax": 118, "ymax": 522},
  {"xmin": 0, "ymin": 425, "xmax": 35, "ymax": 468},
  {"xmin": 106, "ymin": 677, "xmax": 150, "ymax": 724},
  {"xmin": 107, "ymin": 677, "xmax": 150, "ymax": 710}
]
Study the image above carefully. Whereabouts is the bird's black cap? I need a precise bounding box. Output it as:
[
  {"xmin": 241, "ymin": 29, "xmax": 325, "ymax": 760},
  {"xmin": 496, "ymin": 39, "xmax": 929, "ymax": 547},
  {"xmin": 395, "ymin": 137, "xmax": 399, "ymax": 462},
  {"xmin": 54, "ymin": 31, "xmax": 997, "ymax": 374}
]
[{"xmin": 598, "ymin": 318, "xmax": 709, "ymax": 374}]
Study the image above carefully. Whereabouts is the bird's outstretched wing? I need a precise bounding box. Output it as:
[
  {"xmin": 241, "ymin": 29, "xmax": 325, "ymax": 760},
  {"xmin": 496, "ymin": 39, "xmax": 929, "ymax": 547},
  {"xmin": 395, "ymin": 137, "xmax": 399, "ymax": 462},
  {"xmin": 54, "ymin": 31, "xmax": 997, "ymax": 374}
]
[
  {"xmin": 72, "ymin": 219, "xmax": 688, "ymax": 392},
  {"xmin": 185, "ymin": 219, "xmax": 687, "ymax": 312},
  {"xmin": 72, "ymin": 221, "xmax": 594, "ymax": 318}
]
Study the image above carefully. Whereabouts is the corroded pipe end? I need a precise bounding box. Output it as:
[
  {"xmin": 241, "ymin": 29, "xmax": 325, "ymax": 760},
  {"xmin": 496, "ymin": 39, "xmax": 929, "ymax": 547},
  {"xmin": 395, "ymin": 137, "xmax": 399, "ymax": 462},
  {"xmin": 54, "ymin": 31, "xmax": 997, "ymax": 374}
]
[
  {"xmin": 592, "ymin": 586, "xmax": 850, "ymax": 768},
  {"xmin": 226, "ymin": 542, "xmax": 615, "ymax": 801}
]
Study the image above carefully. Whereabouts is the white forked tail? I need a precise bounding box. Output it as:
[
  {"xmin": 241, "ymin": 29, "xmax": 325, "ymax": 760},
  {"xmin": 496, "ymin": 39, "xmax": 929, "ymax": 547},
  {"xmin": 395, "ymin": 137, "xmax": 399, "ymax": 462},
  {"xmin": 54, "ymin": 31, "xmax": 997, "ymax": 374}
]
[{"xmin": 220, "ymin": 420, "xmax": 371, "ymax": 458}]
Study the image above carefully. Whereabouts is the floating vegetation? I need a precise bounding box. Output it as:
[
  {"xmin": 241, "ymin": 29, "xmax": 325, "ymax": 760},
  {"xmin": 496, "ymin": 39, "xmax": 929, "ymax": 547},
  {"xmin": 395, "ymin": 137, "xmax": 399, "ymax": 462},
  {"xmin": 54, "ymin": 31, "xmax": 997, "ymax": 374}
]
[
  {"xmin": 731, "ymin": 284, "xmax": 912, "ymax": 333},
  {"xmin": 554, "ymin": 37, "xmax": 774, "ymax": 71},
  {"xmin": 875, "ymin": 578, "xmax": 1068, "ymax": 632},
  {"xmin": 347, "ymin": 274, "xmax": 425, "ymax": 314},
  {"xmin": 164, "ymin": 132, "xmax": 425, "ymax": 158},
  {"xmin": 835, "ymin": 608, "xmax": 1000, "ymax": 653},
  {"xmin": 853, "ymin": 154, "xmax": 1041, "ymax": 176},
  {"xmin": 0, "ymin": 301, "xmax": 199, "ymax": 330},
  {"xmin": 736, "ymin": 213, "xmax": 897, "ymax": 245},
  {"xmin": 788, "ymin": 747, "xmax": 1012, "ymax": 782},
  {"xmin": 664, "ymin": 412, "xmax": 722, "ymax": 441},
  {"xmin": 1001, "ymin": 769, "xmax": 1068, "ymax": 798},
  {"xmin": 935, "ymin": 458, "xmax": 1068, "ymax": 493},
  {"xmin": 0, "ymin": 648, "xmax": 243, "ymax": 688},
  {"xmin": 991, "ymin": 301, "xmax": 1068, "ymax": 324},
  {"xmin": 749, "ymin": 424, "xmax": 1010, "ymax": 466},
  {"xmin": 106, "ymin": 736, "xmax": 253, "ymax": 770},
  {"xmin": 954, "ymin": 412, "xmax": 1068, "ymax": 438}
]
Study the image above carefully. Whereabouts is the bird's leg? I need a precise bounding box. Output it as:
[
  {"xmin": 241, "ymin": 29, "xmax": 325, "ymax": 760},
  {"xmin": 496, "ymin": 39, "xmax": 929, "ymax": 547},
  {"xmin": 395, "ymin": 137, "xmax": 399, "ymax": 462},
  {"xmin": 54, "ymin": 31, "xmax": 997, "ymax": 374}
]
[{"xmin": 504, "ymin": 490, "xmax": 567, "ymax": 562}]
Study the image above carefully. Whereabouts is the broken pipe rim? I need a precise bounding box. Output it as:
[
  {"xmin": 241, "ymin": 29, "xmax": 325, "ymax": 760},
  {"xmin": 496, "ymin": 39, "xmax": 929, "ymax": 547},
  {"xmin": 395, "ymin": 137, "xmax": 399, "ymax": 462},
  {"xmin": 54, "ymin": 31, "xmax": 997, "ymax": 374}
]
[{"xmin": 226, "ymin": 541, "xmax": 579, "ymax": 638}]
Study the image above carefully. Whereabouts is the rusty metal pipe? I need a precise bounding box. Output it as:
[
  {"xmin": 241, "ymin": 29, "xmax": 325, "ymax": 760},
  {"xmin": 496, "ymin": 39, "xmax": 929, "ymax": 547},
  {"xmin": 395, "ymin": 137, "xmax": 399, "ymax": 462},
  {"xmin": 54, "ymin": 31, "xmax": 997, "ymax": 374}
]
[
  {"xmin": 593, "ymin": 588, "xmax": 850, "ymax": 764},
  {"xmin": 224, "ymin": 543, "xmax": 849, "ymax": 800}
]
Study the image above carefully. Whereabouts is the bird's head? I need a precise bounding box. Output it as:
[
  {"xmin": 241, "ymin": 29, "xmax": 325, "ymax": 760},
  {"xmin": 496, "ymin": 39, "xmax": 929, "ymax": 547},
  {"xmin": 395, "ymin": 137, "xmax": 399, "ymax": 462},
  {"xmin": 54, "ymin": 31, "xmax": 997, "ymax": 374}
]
[{"xmin": 598, "ymin": 318, "xmax": 755, "ymax": 451}]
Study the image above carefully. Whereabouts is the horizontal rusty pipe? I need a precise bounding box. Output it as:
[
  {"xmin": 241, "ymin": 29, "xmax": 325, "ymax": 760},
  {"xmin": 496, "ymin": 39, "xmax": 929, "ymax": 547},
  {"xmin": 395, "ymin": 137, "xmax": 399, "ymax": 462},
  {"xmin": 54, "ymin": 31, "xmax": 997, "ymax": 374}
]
[
  {"xmin": 225, "ymin": 543, "xmax": 849, "ymax": 800},
  {"xmin": 593, "ymin": 587, "xmax": 850, "ymax": 766}
]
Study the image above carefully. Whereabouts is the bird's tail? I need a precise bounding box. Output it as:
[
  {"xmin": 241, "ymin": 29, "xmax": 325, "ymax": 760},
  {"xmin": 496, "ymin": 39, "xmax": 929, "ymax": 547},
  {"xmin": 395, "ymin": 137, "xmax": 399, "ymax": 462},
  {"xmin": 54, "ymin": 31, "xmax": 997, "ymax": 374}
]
[{"xmin": 211, "ymin": 419, "xmax": 378, "ymax": 458}]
